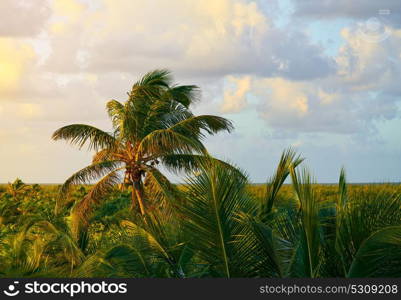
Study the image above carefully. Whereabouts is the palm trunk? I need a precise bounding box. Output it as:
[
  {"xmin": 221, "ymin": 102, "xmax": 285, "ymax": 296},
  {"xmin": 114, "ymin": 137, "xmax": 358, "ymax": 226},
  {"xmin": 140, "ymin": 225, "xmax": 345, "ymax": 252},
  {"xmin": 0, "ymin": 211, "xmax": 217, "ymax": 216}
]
[
  {"xmin": 131, "ymin": 187, "xmax": 137, "ymax": 211},
  {"xmin": 133, "ymin": 181, "xmax": 146, "ymax": 215}
]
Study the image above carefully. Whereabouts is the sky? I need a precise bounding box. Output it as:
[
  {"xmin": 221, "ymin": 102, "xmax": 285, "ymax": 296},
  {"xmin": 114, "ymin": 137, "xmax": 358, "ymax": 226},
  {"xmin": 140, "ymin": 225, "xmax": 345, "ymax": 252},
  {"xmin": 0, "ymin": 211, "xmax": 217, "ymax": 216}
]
[{"xmin": 1, "ymin": 0, "xmax": 401, "ymax": 183}]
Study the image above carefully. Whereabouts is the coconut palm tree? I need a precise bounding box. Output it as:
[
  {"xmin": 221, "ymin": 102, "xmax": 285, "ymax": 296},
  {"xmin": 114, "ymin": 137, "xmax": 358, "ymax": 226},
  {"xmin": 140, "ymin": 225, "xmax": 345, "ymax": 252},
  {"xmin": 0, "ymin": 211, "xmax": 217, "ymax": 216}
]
[{"xmin": 52, "ymin": 69, "xmax": 233, "ymax": 227}]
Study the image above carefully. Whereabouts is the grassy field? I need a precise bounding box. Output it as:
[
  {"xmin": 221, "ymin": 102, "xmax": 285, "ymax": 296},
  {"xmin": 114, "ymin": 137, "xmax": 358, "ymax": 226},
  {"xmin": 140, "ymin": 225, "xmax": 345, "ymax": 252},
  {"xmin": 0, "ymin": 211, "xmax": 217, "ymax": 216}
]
[
  {"xmin": 3, "ymin": 181, "xmax": 400, "ymax": 212},
  {"xmin": 247, "ymin": 183, "xmax": 401, "ymax": 205}
]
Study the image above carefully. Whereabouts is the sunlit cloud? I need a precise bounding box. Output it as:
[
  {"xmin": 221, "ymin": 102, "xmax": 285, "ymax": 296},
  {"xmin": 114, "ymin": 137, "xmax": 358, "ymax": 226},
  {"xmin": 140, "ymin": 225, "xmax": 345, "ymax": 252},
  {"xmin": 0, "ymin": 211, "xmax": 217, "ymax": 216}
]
[
  {"xmin": 0, "ymin": 38, "xmax": 35, "ymax": 92},
  {"xmin": 221, "ymin": 76, "xmax": 251, "ymax": 113}
]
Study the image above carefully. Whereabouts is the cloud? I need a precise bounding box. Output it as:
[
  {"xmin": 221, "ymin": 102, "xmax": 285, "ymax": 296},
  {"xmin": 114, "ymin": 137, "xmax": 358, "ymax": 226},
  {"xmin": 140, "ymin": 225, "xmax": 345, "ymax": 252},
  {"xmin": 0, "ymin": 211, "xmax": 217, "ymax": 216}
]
[
  {"xmin": 249, "ymin": 77, "xmax": 357, "ymax": 134},
  {"xmin": 255, "ymin": 77, "xmax": 309, "ymax": 117},
  {"xmin": 53, "ymin": 0, "xmax": 86, "ymax": 21},
  {"xmin": 220, "ymin": 76, "xmax": 251, "ymax": 113},
  {"xmin": 0, "ymin": 0, "xmax": 334, "ymax": 122},
  {"xmin": 216, "ymin": 18, "xmax": 401, "ymax": 137},
  {"xmin": 335, "ymin": 27, "xmax": 401, "ymax": 93},
  {"xmin": 0, "ymin": 38, "xmax": 35, "ymax": 93},
  {"xmin": 41, "ymin": 0, "xmax": 334, "ymax": 80},
  {"xmin": 17, "ymin": 103, "xmax": 43, "ymax": 118},
  {"xmin": 0, "ymin": 0, "xmax": 51, "ymax": 37},
  {"xmin": 293, "ymin": 0, "xmax": 401, "ymax": 27}
]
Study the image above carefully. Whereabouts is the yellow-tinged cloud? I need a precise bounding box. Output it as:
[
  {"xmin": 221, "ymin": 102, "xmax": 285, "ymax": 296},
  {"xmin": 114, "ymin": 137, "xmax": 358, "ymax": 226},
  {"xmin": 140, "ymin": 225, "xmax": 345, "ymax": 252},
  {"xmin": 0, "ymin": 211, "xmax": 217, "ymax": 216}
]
[
  {"xmin": 257, "ymin": 77, "xmax": 309, "ymax": 116},
  {"xmin": 49, "ymin": 0, "xmax": 87, "ymax": 36},
  {"xmin": 194, "ymin": 0, "xmax": 267, "ymax": 35},
  {"xmin": 232, "ymin": 2, "xmax": 268, "ymax": 36},
  {"xmin": 17, "ymin": 103, "xmax": 43, "ymax": 118},
  {"xmin": 53, "ymin": 0, "xmax": 85, "ymax": 21},
  {"xmin": 221, "ymin": 76, "xmax": 342, "ymax": 117},
  {"xmin": 318, "ymin": 89, "xmax": 338, "ymax": 105},
  {"xmin": 17, "ymin": 143, "xmax": 38, "ymax": 155},
  {"xmin": 46, "ymin": 0, "xmax": 269, "ymax": 72},
  {"xmin": 50, "ymin": 22, "xmax": 67, "ymax": 34},
  {"xmin": 0, "ymin": 38, "xmax": 35, "ymax": 92},
  {"xmin": 221, "ymin": 76, "xmax": 251, "ymax": 113}
]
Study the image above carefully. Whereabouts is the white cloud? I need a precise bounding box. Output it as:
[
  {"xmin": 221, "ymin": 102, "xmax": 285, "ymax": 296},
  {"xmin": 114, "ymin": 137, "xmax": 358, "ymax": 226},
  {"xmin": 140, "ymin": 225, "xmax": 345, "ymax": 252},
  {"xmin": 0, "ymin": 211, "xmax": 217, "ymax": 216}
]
[
  {"xmin": 40, "ymin": 0, "xmax": 333, "ymax": 80},
  {"xmin": 0, "ymin": 0, "xmax": 51, "ymax": 37},
  {"xmin": 336, "ymin": 27, "xmax": 401, "ymax": 93}
]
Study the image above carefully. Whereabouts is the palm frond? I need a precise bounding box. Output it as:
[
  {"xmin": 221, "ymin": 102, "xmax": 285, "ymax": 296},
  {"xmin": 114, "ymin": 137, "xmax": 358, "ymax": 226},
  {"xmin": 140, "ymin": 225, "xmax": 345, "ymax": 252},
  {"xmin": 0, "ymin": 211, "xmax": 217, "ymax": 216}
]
[
  {"xmin": 74, "ymin": 244, "xmax": 153, "ymax": 278},
  {"xmin": 235, "ymin": 212, "xmax": 285, "ymax": 277},
  {"xmin": 52, "ymin": 124, "xmax": 116, "ymax": 151},
  {"xmin": 167, "ymin": 115, "xmax": 233, "ymax": 143},
  {"xmin": 336, "ymin": 190, "xmax": 401, "ymax": 271},
  {"xmin": 58, "ymin": 160, "xmax": 122, "ymax": 201},
  {"xmin": 136, "ymin": 69, "xmax": 172, "ymax": 88},
  {"xmin": 121, "ymin": 212, "xmax": 187, "ymax": 277},
  {"xmin": 166, "ymin": 84, "xmax": 200, "ymax": 107},
  {"xmin": 136, "ymin": 128, "xmax": 207, "ymax": 159},
  {"xmin": 347, "ymin": 226, "xmax": 401, "ymax": 277},
  {"xmin": 333, "ymin": 167, "xmax": 348, "ymax": 276},
  {"xmin": 338, "ymin": 167, "xmax": 347, "ymax": 208},
  {"xmin": 92, "ymin": 149, "xmax": 114, "ymax": 164},
  {"xmin": 160, "ymin": 154, "xmax": 238, "ymax": 175},
  {"xmin": 143, "ymin": 166, "xmax": 182, "ymax": 215},
  {"xmin": 180, "ymin": 160, "xmax": 254, "ymax": 277},
  {"xmin": 106, "ymin": 99, "xmax": 125, "ymax": 130},
  {"xmin": 288, "ymin": 167, "xmax": 321, "ymax": 277},
  {"xmin": 33, "ymin": 220, "xmax": 85, "ymax": 271},
  {"xmin": 260, "ymin": 148, "xmax": 303, "ymax": 220},
  {"xmin": 70, "ymin": 170, "xmax": 123, "ymax": 240}
]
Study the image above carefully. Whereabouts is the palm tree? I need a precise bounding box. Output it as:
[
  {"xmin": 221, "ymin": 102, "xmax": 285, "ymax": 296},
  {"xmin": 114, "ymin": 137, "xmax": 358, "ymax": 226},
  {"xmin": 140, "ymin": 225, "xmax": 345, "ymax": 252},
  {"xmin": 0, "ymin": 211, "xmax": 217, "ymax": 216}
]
[{"xmin": 52, "ymin": 69, "xmax": 233, "ymax": 227}]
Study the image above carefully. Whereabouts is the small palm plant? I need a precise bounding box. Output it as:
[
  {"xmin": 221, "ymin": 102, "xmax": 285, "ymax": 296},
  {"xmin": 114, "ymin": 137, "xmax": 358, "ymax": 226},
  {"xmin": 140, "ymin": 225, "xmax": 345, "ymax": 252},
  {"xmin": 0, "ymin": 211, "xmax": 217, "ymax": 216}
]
[
  {"xmin": 52, "ymin": 69, "xmax": 233, "ymax": 233},
  {"xmin": 6, "ymin": 179, "xmax": 28, "ymax": 199}
]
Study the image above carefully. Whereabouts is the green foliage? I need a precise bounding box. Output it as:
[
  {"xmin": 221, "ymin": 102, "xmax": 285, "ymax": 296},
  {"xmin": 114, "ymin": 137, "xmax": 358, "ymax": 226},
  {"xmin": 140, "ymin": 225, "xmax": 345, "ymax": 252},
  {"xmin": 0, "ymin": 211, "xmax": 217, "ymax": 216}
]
[
  {"xmin": 179, "ymin": 160, "xmax": 254, "ymax": 277},
  {"xmin": 347, "ymin": 226, "xmax": 401, "ymax": 277},
  {"xmin": 1, "ymin": 148, "xmax": 401, "ymax": 278}
]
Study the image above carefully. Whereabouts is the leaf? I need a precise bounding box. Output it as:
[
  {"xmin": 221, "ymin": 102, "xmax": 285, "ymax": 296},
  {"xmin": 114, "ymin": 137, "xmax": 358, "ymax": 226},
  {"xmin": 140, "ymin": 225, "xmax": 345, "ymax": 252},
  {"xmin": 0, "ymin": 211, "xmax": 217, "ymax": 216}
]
[
  {"xmin": 288, "ymin": 167, "xmax": 321, "ymax": 277},
  {"xmin": 70, "ymin": 170, "xmax": 123, "ymax": 240},
  {"xmin": 143, "ymin": 166, "xmax": 182, "ymax": 216},
  {"xmin": 338, "ymin": 167, "xmax": 347, "ymax": 208},
  {"xmin": 348, "ymin": 226, "xmax": 401, "ymax": 277},
  {"xmin": 180, "ymin": 160, "xmax": 253, "ymax": 277},
  {"xmin": 235, "ymin": 213, "xmax": 285, "ymax": 277},
  {"xmin": 260, "ymin": 148, "xmax": 303, "ymax": 220},
  {"xmin": 52, "ymin": 124, "xmax": 116, "ymax": 151},
  {"xmin": 161, "ymin": 153, "xmax": 238, "ymax": 175},
  {"xmin": 137, "ymin": 128, "xmax": 207, "ymax": 158}
]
